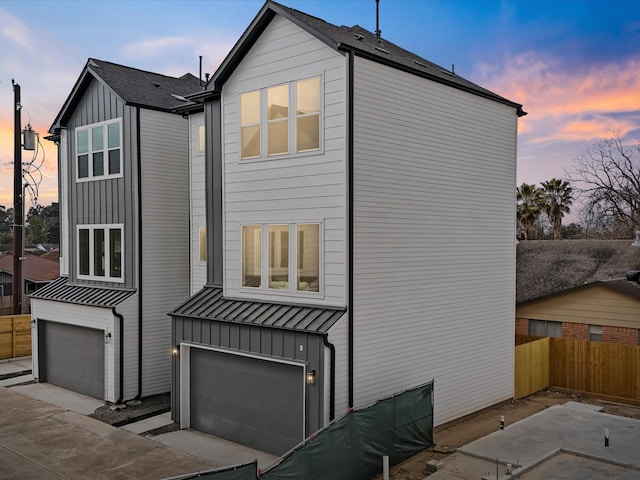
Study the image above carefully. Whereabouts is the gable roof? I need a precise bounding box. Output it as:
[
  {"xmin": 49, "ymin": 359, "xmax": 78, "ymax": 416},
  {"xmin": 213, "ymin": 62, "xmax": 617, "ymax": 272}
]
[
  {"xmin": 187, "ymin": 0, "xmax": 524, "ymax": 116},
  {"xmin": 170, "ymin": 286, "xmax": 346, "ymax": 335},
  {"xmin": 50, "ymin": 58, "xmax": 202, "ymax": 133},
  {"xmin": 0, "ymin": 253, "xmax": 59, "ymax": 283},
  {"xmin": 516, "ymin": 240, "xmax": 640, "ymax": 304}
]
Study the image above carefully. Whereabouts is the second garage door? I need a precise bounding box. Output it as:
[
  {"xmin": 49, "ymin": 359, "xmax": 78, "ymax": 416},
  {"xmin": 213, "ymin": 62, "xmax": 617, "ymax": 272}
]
[
  {"xmin": 189, "ymin": 347, "xmax": 305, "ymax": 456},
  {"xmin": 39, "ymin": 320, "xmax": 105, "ymax": 399}
]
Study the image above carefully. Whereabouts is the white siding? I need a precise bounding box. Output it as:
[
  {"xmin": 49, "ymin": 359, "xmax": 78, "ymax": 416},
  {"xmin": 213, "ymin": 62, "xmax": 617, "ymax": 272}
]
[
  {"xmin": 139, "ymin": 109, "xmax": 190, "ymax": 395},
  {"xmin": 59, "ymin": 130, "xmax": 69, "ymax": 275},
  {"xmin": 30, "ymin": 299, "xmax": 117, "ymax": 402},
  {"xmin": 352, "ymin": 57, "xmax": 517, "ymax": 425},
  {"xmin": 189, "ymin": 113, "xmax": 207, "ymax": 294},
  {"xmin": 222, "ymin": 15, "xmax": 347, "ymax": 307},
  {"xmin": 326, "ymin": 313, "xmax": 350, "ymax": 418}
]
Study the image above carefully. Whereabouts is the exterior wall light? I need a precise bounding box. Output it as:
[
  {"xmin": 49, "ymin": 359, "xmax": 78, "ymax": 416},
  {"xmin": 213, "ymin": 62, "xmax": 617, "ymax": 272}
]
[
  {"xmin": 171, "ymin": 345, "xmax": 180, "ymax": 357},
  {"xmin": 105, "ymin": 332, "xmax": 112, "ymax": 344},
  {"xmin": 306, "ymin": 369, "xmax": 316, "ymax": 385}
]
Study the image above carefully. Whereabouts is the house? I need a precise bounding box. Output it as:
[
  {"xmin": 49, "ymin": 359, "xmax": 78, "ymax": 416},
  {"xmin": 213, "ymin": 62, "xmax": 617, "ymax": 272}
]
[
  {"xmin": 169, "ymin": 1, "xmax": 524, "ymax": 456},
  {"xmin": 0, "ymin": 253, "xmax": 59, "ymax": 314},
  {"xmin": 516, "ymin": 239, "xmax": 640, "ymax": 345},
  {"xmin": 30, "ymin": 59, "xmax": 201, "ymax": 403}
]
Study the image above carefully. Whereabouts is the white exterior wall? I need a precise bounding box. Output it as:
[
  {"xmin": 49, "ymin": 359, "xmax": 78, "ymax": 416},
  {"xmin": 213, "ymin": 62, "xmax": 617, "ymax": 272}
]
[
  {"xmin": 59, "ymin": 130, "xmax": 69, "ymax": 275},
  {"xmin": 139, "ymin": 109, "xmax": 190, "ymax": 395},
  {"xmin": 221, "ymin": 15, "xmax": 347, "ymax": 307},
  {"xmin": 189, "ymin": 113, "xmax": 207, "ymax": 294},
  {"xmin": 326, "ymin": 313, "xmax": 350, "ymax": 418},
  {"xmin": 30, "ymin": 298, "xmax": 117, "ymax": 402},
  {"xmin": 351, "ymin": 57, "xmax": 517, "ymax": 425}
]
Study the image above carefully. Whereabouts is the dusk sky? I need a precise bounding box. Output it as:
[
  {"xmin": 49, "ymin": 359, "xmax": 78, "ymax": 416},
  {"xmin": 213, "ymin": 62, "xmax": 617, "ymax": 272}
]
[{"xmin": 1, "ymin": 0, "xmax": 639, "ymax": 220}]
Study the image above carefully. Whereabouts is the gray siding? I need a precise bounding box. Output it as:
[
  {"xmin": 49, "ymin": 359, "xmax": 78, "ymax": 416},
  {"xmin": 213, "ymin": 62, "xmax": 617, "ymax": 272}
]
[
  {"xmin": 59, "ymin": 131, "xmax": 69, "ymax": 275},
  {"xmin": 65, "ymin": 78, "xmax": 137, "ymax": 288},
  {"xmin": 172, "ymin": 317, "xmax": 326, "ymax": 435},
  {"xmin": 352, "ymin": 56, "xmax": 517, "ymax": 425},
  {"xmin": 139, "ymin": 108, "xmax": 190, "ymax": 396}
]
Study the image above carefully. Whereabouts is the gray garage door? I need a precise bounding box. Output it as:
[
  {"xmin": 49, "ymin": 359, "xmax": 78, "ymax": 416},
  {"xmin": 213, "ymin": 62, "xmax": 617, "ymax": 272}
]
[
  {"xmin": 190, "ymin": 348, "xmax": 304, "ymax": 456},
  {"xmin": 39, "ymin": 321, "xmax": 104, "ymax": 399}
]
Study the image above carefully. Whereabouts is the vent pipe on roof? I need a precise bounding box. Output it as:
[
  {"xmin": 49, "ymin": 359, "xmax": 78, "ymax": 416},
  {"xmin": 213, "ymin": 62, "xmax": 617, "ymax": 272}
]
[
  {"xmin": 375, "ymin": 0, "xmax": 382, "ymax": 42},
  {"xmin": 626, "ymin": 270, "xmax": 640, "ymax": 283},
  {"xmin": 199, "ymin": 55, "xmax": 203, "ymax": 87},
  {"xmin": 632, "ymin": 231, "xmax": 640, "ymax": 246}
]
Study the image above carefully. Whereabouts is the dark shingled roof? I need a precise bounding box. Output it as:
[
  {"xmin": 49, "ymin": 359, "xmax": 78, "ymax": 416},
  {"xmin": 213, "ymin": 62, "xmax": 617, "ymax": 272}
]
[
  {"xmin": 517, "ymin": 240, "xmax": 640, "ymax": 304},
  {"xmin": 51, "ymin": 58, "xmax": 202, "ymax": 132},
  {"xmin": 30, "ymin": 276, "xmax": 135, "ymax": 308},
  {"xmin": 170, "ymin": 286, "xmax": 346, "ymax": 334},
  {"xmin": 186, "ymin": 0, "xmax": 523, "ymax": 116}
]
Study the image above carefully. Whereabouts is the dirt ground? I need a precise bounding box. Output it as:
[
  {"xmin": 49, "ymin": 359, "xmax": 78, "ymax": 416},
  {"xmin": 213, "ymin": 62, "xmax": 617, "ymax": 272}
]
[{"xmin": 376, "ymin": 389, "xmax": 640, "ymax": 480}]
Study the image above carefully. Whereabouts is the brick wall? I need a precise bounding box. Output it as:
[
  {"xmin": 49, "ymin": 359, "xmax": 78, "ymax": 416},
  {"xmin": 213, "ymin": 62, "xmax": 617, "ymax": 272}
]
[
  {"xmin": 603, "ymin": 325, "xmax": 639, "ymax": 345},
  {"xmin": 515, "ymin": 318, "xmax": 528, "ymax": 335},
  {"xmin": 562, "ymin": 322, "xmax": 589, "ymax": 340}
]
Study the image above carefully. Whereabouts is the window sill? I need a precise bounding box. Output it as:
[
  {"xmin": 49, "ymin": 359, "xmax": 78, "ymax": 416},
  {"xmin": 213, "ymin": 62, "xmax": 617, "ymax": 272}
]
[{"xmin": 239, "ymin": 148, "xmax": 323, "ymax": 164}]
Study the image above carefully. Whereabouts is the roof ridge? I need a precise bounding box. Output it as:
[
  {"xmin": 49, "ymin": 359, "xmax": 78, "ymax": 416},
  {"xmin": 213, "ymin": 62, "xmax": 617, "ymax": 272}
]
[{"xmin": 88, "ymin": 57, "xmax": 194, "ymax": 82}]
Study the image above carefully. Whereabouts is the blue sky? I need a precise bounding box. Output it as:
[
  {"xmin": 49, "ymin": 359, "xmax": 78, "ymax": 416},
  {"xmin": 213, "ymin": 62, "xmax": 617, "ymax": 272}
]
[{"xmin": 1, "ymin": 0, "xmax": 639, "ymax": 220}]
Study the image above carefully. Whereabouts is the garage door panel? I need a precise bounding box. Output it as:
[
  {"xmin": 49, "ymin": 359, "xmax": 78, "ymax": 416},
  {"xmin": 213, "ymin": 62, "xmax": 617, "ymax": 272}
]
[
  {"xmin": 40, "ymin": 321, "xmax": 104, "ymax": 399},
  {"xmin": 190, "ymin": 348, "xmax": 304, "ymax": 456}
]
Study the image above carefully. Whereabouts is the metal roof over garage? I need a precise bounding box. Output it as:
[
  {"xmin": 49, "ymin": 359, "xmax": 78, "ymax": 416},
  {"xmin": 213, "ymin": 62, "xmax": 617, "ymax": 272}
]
[
  {"xmin": 30, "ymin": 276, "xmax": 136, "ymax": 308},
  {"xmin": 170, "ymin": 286, "xmax": 345, "ymax": 334}
]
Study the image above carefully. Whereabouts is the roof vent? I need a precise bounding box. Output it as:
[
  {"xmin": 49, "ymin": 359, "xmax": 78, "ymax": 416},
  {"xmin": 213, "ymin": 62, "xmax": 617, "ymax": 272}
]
[
  {"xmin": 152, "ymin": 81, "xmax": 161, "ymax": 88},
  {"xmin": 413, "ymin": 59, "xmax": 428, "ymax": 68},
  {"xmin": 374, "ymin": 46, "xmax": 389, "ymax": 54},
  {"xmin": 440, "ymin": 69, "xmax": 454, "ymax": 76},
  {"xmin": 626, "ymin": 270, "xmax": 640, "ymax": 283},
  {"xmin": 353, "ymin": 33, "xmax": 364, "ymax": 41},
  {"xmin": 632, "ymin": 231, "xmax": 640, "ymax": 246},
  {"xmin": 171, "ymin": 94, "xmax": 188, "ymax": 102}
]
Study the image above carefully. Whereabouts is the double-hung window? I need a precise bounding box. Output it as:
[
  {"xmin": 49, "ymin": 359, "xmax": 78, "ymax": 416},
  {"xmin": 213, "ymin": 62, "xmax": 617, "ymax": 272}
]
[
  {"xmin": 242, "ymin": 223, "xmax": 320, "ymax": 293},
  {"xmin": 240, "ymin": 77, "xmax": 320, "ymax": 159},
  {"xmin": 76, "ymin": 119, "xmax": 122, "ymax": 181},
  {"xmin": 77, "ymin": 224, "xmax": 123, "ymax": 282}
]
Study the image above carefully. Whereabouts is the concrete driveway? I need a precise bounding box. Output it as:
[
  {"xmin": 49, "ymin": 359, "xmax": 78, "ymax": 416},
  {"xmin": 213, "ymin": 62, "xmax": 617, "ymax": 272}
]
[{"xmin": 0, "ymin": 386, "xmax": 220, "ymax": 480}]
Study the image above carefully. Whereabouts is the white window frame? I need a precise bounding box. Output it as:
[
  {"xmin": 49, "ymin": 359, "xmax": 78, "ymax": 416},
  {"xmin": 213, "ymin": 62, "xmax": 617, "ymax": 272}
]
[
  {"xmin": 75, "ymin": 118, "xmax": 123, "ymax": 182},
  {"xmin": 239, "ymin": 76, "xmax": 323, "ymax": 161},
  {"xmin": 240, "ymin": 222, "xmax": 323, "ymax": 297},
  {"xmin": 77, "ymin": 224, "xmax": 124, "ymax": 283}
]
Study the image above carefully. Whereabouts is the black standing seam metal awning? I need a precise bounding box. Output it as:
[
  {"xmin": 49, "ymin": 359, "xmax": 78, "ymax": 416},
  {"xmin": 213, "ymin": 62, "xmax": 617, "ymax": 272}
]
[
  {"xmin": 169, "ymin": 286, "xmax": 346, "ymax": 334},
  {"xmin": 29, "ymin": 276, "xmax": 136, "ymax": 308}
]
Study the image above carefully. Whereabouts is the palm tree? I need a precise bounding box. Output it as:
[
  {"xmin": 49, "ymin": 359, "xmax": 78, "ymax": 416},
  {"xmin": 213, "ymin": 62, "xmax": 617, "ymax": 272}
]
[
  {"xmin": 517, "ymin": 183, "xmax": 542, "ymax": 240},
  {"xmin": 540, "ymin": 178, "xmax": 573, "ymax": 240}
]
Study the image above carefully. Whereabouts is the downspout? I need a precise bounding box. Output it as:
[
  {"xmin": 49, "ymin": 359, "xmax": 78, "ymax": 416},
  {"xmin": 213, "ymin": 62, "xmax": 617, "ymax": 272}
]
[
  {"xmin": 347, "ymin": 50, "xmax": 355, "ymax": 408},
  {"xmin": 322, "ymin": 334, "xmax": 336, "ymax": 421},
  {"xmin": 112, "ymin": 307, "xmax": 124, "ymax": 404},
  {"xmin": 136, "ymin": 106, "xmax": 143, "ymax": 400}
]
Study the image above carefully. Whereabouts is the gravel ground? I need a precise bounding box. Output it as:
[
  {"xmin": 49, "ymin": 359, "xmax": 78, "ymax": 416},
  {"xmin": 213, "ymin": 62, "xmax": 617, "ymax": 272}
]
[{"xmin": 89, "ymin": 393, "xmax": 171, "ymax": 427}]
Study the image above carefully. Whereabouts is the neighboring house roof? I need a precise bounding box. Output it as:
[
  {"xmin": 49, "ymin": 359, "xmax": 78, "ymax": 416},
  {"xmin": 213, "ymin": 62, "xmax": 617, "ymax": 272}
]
[
  {"xmin": 517, "ymin": 240, "xmax": 640, "ymax": 304},
  {"xmin": 30, "ymin": 276, "xmax": 135, "ymax": 307},
  {"xmin": 0, "ymin": 253, "xmax": 59, "ymax": 283},
  {"xmin": 170, "ymin": 286, "xmax": 346, "ymax": 334},
  {"xmin": 50, "ymin": 58, "xmax": 202, "ymax": 133},
  {"xmin": 39, "ymin": 248, "xmax": 60, "ymax": 262},
  {"xmin": 184, "ymin": 0, "xmax": 524, "ymax": 116}
]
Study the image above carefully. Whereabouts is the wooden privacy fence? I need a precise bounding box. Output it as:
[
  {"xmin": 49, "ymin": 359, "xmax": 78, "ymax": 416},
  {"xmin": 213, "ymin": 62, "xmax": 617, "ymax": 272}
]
[
  {"xmin": 514, "ymin": 335, "xmax": 640, "ymax": 401},
  {"xmin": 0, "ymin": 315, "xmax": 32, "ymax": 359}
]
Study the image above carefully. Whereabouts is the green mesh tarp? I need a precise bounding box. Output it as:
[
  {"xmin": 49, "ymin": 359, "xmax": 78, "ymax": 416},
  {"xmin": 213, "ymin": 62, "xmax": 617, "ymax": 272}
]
[
  {"xmin": 176, "ymin": 461, "xmax": 258, "ymax": 480},
  {"xmin": 261, "ymin": 382, "xmax": 433, "ymax": 480}
]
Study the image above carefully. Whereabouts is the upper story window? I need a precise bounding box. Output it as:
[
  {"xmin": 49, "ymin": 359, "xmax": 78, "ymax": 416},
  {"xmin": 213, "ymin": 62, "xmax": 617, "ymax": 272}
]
[
  {"xmin": 240, "ymin": 77, "xmax": 320, "ymax": 160},
  {"xmin": 197, "ymin": 124, "xmax": 205, "ymax": 153},
  {"xmin": 77, "ymin": 224, "xmax": 123, "ymax": 282},
  {"xmin": 242, "ymin": 223, "xmax": 320, "ymax": 294},
  {"xmin": 76, "ymin": 119, "xmax": 122, "ymax": 181}
]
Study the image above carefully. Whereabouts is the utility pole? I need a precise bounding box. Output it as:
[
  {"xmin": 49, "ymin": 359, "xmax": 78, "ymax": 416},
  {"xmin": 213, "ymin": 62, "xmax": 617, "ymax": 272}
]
[{"xmin": 12, "ymin": 80, "xmax": 23, "ymax": 315}]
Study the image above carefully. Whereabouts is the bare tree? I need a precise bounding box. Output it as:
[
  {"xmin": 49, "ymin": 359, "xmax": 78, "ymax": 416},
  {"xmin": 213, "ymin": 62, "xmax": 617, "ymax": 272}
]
[{"xmin": 568, "ymin": 132, "xmax": 640, "ymax": 238}]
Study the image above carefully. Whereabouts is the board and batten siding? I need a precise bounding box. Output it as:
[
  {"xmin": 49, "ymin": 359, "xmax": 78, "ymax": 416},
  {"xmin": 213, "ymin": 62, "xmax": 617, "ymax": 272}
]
[
  {"xmin": 221, "ymin": 15, "xmax": 347, "ymax": 307},
  {"xmin": 65, "ymin": 78, "xmax": 137, "ymax": 288},
  {"xmin": 351, "ymin": 57, "xmax": 517, "ymax": 425},
  {"xmin": 190, "ymin": 113, "xmax": 207, "ymax": 294},
  {"xmin": 517, "ymin": 286, "xmax": 640, "ymax": 329},
  {"xmin": 139, "ymin": 108, "xmax": 190, "ymax": 396}
]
